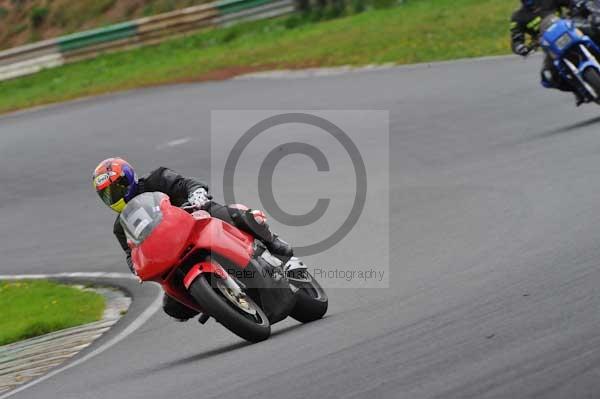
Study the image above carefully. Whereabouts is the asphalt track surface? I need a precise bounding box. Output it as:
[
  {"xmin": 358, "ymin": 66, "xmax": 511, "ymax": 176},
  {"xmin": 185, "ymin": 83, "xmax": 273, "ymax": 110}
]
[{"xmin": 3, "ymin": 55, "xmax": 600, "ymax": 399}]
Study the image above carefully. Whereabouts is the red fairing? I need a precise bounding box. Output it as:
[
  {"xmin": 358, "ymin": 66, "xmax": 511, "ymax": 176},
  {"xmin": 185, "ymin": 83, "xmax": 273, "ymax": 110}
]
[
  {"xmin": 183, "ymin": 261, "xmax": 228, "ymax": 289},
  {"xmin": 131, "ymin": 196, "xmax": 255, "ymax": 316},
  {"xmin": 132, "ymin": 198, "xmax": 254, "ymax": 281},
  {"xmin": 133, "ymin": 198, "xmax": 195, "ymax": 280},
  {"xmin": 191, "ymin": 218, "xmax": 254, "ymax": 267}
]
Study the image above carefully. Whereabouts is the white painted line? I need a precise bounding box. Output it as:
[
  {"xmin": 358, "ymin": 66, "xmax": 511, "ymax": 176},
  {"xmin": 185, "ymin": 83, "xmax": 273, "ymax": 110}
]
[
  {"xmin": 156, "ymin": 137, "xmax": 192, "ymax": 150},
  {"xmin": 235, "ymin": 64, "xmax": 397, "ymax": 80},
  {"xmin": 0, "ymin": 272, "xmax": 135, "ymax": 280},
  {"xmin": 234, "ymin": 54, "xmax": 535, "ymax": 80},
  {"xmin": 166, "ymin": 137, "xmax": 191, "ymax": 147},
  {"xmin": 0, "ymin": 272, "xmax": 163, "ymax": 399}
]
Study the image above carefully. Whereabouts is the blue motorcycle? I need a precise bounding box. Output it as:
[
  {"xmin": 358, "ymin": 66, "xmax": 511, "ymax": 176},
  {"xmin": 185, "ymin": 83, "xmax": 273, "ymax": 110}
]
[{"xmin": 539, "ymin": 14, "xmax": 600, "ymax": 104}]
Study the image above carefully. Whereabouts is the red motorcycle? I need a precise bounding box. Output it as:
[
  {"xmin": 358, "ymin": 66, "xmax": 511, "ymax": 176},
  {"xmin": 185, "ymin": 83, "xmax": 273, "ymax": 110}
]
[{"xmin": 120, "ymin": 192, "xmax": 328, "ymax": 342}]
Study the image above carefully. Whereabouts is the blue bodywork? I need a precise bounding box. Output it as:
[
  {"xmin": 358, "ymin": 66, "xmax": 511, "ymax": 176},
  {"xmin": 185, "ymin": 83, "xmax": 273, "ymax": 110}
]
[{"xmin": 540, "ymin": 18, "xmax": 600, "ymax": 97}]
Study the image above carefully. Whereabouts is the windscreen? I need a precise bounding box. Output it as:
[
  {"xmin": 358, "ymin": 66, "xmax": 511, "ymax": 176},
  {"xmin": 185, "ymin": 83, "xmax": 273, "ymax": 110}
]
[
  {"xmin": 540, "ymin": 15, "xmax": 560, "ymax": 34},
  {"xmin": 120, "ymin": 192, "xmax": 167, "ymax": 245}
]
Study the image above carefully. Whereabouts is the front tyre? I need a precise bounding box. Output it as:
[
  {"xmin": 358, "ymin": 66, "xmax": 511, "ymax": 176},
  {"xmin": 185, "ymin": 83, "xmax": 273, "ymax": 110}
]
[
  {"xmin": 289, "ymin": 272, "xmax": 328, "ymax": 323},
  {"xmin": 189, "ymin": 275, "xmax": 271, "ymax": 342},
  {"xmin": 582, "ymin": 68, "xmax": 600, "ymax": 100}
]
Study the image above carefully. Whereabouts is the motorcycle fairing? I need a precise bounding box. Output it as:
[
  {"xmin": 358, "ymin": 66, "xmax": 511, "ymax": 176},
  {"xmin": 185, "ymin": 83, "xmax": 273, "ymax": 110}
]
[
  {"xmin": 126, "ymin": 192, "xmax": 295, "ymax": 321},
  {"xmin": 183, "ymin": 261, "xmax": 228, "ymax": 289},
  {"xmin": 131, "ymin": 196, "xmax": 195, "ymax": 281},
  {"xmin": 153, "ymin": 220, "xmax": 255, "ymax": 313},
  {"xmin": 542, "ymin": 19, "xmax": 580, "ymax": 57},
  {"xmin": 189, "ymin": 217, "xmax": 255, "ymax": 268},
  {"xmin": 541, "ymin": 18, "xmax": 600, "ymax": 60}
]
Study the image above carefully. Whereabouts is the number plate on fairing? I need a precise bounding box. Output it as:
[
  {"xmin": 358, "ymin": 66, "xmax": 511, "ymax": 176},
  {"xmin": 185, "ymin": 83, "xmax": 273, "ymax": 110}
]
[{"xmin": 555, "ymin": 33, "xmax": 573, "ymax": 50}]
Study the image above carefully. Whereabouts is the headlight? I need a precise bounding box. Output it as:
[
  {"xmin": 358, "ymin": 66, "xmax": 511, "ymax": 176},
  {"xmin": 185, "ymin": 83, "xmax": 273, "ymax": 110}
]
[{"xmin": 555, "ymin": 33, "xmax": 573, "ymax": 50}]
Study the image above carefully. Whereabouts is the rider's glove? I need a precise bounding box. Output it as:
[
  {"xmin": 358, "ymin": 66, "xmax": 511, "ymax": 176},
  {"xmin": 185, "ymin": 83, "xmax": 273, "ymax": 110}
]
[
  {"xmin": 126, "ymin": 250, "xmax": 143, "ymax": 283},
  {"xmin": 515, "ymin": 43, "xmax": 530, "ymax": 57},
  {"xmin": 126, "ymin": 249, "xmax": 135, "ymax": 274},
  {"xmin": 188, "ymin": 188, "xmax": 212, "ymax": 209}
]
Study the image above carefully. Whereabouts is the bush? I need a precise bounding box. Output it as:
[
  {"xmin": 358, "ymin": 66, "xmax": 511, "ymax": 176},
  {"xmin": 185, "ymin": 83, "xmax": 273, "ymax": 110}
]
[
  {"xmin": 221, "ymin": 28, "xmax": 240, "ymax": 43},
  {"xmin": 322, "ymin": 2, "xmax": 345, "ymax": 19},
  {"xmin": 31, "ymin": 6, "xmax": 49, "ymax": 28},
  {"xmin": 372, "ymin": 0, "xmax": 398, "ymax": 9},
  {"xmin": 284, "ymin": 14, "xmax": 307, "ymax": 29},
  {"xmin": 352, "ymin": 0, "xmax": 367, "ymax": 13}
]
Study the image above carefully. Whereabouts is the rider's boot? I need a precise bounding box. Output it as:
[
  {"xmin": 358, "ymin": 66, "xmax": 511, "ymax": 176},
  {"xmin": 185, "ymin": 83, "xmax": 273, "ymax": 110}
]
[
  {"xmin": 265, "ymin": 234, "xmax": 294, "ymax": 258},
  {"xmin": 248, "ymin": 210, "xmax": 293, "ymax": 257}
]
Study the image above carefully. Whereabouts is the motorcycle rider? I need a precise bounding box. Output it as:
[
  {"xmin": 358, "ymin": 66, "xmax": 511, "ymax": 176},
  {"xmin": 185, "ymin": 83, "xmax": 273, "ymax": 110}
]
[
  {"xmin": 93, "ymin": 157, "xmax": 293, "ymax": 321},
  {"xmin": 570, "ymin": 0, "xmax": 600, "ymax": 38},
  {"xmin": 511, "ymin": 0, "xmax": 586, "ymax": 105}
]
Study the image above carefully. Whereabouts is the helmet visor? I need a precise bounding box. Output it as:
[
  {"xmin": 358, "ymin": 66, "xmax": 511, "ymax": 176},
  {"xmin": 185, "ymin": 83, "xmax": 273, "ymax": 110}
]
[{"xmin": 97, "ymin": 176, "xmax": 130, "ymax": 211}]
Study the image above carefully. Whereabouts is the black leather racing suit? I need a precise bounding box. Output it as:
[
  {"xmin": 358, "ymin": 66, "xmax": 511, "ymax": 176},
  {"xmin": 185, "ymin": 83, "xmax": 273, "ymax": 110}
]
[
  {"xmin": 570, "ymin": 0, "xmax": 600, "ymax": 40},
  {"xmin": 114, "ymin": 167, "xmax": 283, "ymax": 320},
  {"xmin": 113, "ymin": 167, "xmax": 207, "ymax": 256},
  {"xmin": 511, "ymin": 0, "xmax": 573, "ymax": 92}
]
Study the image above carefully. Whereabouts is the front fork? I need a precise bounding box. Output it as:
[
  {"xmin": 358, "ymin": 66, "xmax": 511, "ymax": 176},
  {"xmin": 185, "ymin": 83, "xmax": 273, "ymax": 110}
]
[{"xmin": 558, "ymin": 44, "xmax": 600, "ymax": 99}]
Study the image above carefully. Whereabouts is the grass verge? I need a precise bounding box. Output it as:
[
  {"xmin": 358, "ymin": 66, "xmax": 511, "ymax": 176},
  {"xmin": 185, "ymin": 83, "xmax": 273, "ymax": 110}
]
[
  {"xmin": 0, "ymin": 280, "xmax": 105, "ymax": 346},
  {"xmin": 0, "ymin": 0, "xmax": 516, "ymax": 114}
]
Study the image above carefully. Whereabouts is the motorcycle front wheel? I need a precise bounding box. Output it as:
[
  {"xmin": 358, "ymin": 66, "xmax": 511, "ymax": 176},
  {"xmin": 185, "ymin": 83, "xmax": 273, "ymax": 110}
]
[
  {"xmin": 582, "ymin": 67, "xmax": 600, "ymax": 101},
  {"xmin": 189, "ymin": 274, "xmax": 271, "ymax": 342}
]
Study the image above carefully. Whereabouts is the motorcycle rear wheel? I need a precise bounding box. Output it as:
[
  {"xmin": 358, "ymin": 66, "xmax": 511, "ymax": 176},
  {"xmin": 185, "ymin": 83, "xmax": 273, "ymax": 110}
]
[{"xmin": 189, "ymin": 275, "xmax": 271, "ymax": 342}]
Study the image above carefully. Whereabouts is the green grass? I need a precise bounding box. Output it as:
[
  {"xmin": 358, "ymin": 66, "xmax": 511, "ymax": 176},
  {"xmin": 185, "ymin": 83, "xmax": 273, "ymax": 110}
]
[
  {"xmin": 0, "ymin": 280, "xmax": 105, "ymax": 346},
  {"xmin": 0, "ymin": 0, "xmax": 516, "ymax": 114}
]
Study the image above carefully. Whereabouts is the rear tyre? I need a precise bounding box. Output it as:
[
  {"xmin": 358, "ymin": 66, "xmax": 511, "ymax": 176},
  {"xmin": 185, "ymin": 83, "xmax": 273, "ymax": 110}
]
[
  {"xmin": 582, "ymin": 68, "xmax": 600, "ymax": 100},
  {"xmin": 189, "ymin": 275, "xmax": 271, "ymax": 342},
  {"xmin": 289, "ymin": 272, "xmax": 328, "ymax": 323}
]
